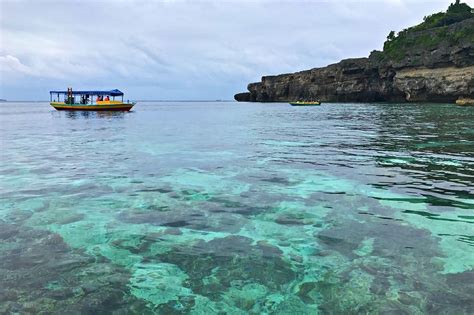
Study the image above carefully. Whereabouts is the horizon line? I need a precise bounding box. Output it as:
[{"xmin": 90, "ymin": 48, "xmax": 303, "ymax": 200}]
[{"xmin": 0, "ymin": 99, "xmax": 237, "ymax": 103}]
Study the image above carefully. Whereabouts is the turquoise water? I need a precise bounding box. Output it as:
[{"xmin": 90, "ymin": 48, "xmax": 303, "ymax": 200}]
[{"xmin": 0, "ymin": 101, "xmax": 473, "ymax": 313}]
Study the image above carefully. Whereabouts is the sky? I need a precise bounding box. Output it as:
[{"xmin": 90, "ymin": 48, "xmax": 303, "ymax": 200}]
[{"xmin": 1, "ymin": 0, "xmax": 472, "ymax": 100}]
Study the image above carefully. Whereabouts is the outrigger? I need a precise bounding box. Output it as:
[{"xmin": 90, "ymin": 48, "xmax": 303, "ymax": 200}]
[{"xmin": 49, "ymin": 88, "xmax": 136, "ymax": 111}]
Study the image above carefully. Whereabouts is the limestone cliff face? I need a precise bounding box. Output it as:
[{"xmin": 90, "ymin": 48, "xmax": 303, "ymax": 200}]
[
  {"xmin": 244, "ymin": 58, "xmax": 405, "ymax": 102},
  {"xmin": 235, "ymin": 14, "xmax": 473, "ymax": 103},
  {"xmin": 394, "ymin": 66, "xmax": 474, "ymax": 102}
]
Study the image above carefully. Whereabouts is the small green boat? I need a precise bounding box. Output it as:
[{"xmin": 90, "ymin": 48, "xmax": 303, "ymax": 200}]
[{"xmin": 289, "ymin": 101, "xmax": 321, "ymax": 106}]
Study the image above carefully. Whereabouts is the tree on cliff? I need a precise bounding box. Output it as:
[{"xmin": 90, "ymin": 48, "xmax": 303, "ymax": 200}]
[
  {"xmin": 447, "ymin": 0, "xmax": 471, "ymax": 14},
  {"xmin": 386, "ymin": 31, "xmax": 396, "ymax": 41},
  {"xmin": 418, "ymin": 1, "xmax": 472, "ymax": 30},
  {"xmin": 382, "ymin": 1, "xmax": 473, "ymax": 61}
]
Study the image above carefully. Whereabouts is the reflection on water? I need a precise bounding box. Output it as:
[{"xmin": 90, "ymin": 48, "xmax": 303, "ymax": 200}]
[
  {"xmin": 0, "ymin": 102, "xmax": 473, "ymax": 313},
  {"xmin": 62, "ymin": 110, "xmax": 128, "ymax": 119}
]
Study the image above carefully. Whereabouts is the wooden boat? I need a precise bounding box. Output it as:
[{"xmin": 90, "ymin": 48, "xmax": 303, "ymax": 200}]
[
  {"xmin": 289, "ymin": 101, "xmax": 321, "ymax": 106},
  {"xmin": 50, "ymin": 101, "xmax": 135, "ymax": 111},
  {"xmin": 49, "ymin": 88, "xmax": 135, "ymax": 111}
]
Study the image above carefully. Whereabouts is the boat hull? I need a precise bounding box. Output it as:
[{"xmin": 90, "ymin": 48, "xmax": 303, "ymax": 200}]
[
  {"xmin": 50, "ymin": 102, "xmax": 135, "ymax": 111},
  {"xmin": 289, "ymin": 102, "xmax": 321, "ymax": 106}
]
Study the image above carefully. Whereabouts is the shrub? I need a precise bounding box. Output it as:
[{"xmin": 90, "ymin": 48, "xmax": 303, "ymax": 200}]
[{"xmin": 381, "ymin": 1, "xmax": 473, "ymax": 62}]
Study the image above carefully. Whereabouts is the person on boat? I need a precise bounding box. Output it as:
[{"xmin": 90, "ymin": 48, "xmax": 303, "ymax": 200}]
[
  {"xmin": 96, "ymin": 95, "xmax": 103, "ymax": 102},
  {"xmin": 104, "ymin": 96, "xmax": 110, "ymax": 101}
]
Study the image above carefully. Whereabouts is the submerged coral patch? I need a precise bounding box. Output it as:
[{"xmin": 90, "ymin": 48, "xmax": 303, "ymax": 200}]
[{"xmin": 0, "ymin": 220, "xmax": 148, "ymax": 314}]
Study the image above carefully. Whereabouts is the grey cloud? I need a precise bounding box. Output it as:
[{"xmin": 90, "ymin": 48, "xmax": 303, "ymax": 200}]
[{"xmin": 1, "ymin": 0, "xmax": 469, "ymax": 100}]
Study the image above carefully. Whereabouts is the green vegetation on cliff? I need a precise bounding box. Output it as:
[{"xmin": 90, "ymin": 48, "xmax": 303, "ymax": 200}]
[
  {"xmin": 413, "ymin": 0, "xmax": 472, "ymax": 30},
  {"xmin": 383, "ymin": 1, "xmax": 473, "ymax": 62}
]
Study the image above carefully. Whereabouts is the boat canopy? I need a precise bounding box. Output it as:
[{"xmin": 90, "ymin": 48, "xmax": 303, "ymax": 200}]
[{"xmin": 49, "ymin": 89, "xmax": 124, "ymax": 96}]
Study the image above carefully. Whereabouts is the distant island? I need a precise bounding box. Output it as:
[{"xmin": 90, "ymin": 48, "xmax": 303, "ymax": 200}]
[{"xmin": 235, "ymin": 1, "xmax": 473, "ymax": 103}]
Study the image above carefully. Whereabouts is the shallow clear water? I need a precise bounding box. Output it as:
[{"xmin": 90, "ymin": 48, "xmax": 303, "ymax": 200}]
[{"xmin": 0, "ymin": 101, "xmax": 473, "ymax": 313}]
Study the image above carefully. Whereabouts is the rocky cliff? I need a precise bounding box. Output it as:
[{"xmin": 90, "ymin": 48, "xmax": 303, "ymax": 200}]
[{"xmin": 235, "ymin": 2, "xmax": 474, "ymax": 103}]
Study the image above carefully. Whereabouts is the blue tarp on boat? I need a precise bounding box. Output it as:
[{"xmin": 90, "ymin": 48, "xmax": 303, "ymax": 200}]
[{"xmin": 49, "ymin": 89, "xmax": 124, "ymax": 96}]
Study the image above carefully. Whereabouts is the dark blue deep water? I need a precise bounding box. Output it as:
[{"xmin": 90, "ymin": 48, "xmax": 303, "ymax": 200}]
[{"xmin": 1, "ymin": 101, "xmax": 473, "ymax": 313}]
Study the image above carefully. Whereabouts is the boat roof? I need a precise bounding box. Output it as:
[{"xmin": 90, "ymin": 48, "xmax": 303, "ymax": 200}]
[{"xmin": 49, "ymin": 89, "xmax": 124, "ymax": 96}]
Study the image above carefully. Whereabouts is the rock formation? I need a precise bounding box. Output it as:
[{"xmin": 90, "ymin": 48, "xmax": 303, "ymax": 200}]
[{"xmin": 235, "ymin": 2, "xmax": 474, "ymax": 103}]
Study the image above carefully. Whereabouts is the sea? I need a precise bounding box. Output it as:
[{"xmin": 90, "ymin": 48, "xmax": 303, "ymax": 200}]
[{"xmin": 0, "ymin": 101, "xmax": 473, "ymax": 313}]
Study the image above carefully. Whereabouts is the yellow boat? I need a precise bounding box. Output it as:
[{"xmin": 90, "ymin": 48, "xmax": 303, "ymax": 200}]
[
  {"xmin": 50, "ymin": 88, "xmax": 135, "ymax": 111},
  {"xmin": 289, "ymin": 101, "xmax": 321, "ymax": 106},
  {"xmin": 455, "ymin": 97, "xmax": 474, "ymax": 106}
]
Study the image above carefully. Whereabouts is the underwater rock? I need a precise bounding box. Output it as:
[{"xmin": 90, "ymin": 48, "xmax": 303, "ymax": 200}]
[
  {"xmin": 430, "ymin": 271, "xmax": 474, "ymax": 314},
  {"xmin": 158, "ymin": 235, "xmax": 296, "ymax": 309},
  {"xmin": 118, "ymin": 200, "xmax": 250, "ymax": 233},
  {"xmin": 118, "ymin": 208, "xmax": 206, "ymax": 228},
  {"xmin": 275, "ymin": 214, "xmax": 307, "ymax": 225},
  {"xmin": 317, "ymin": 215, "xmax": 441, "ymax": 261},
  {"xmin": 273, "ymin": 295, "xmax": 315, "ymax": 314},
  {"xmin": 57, "ymin": 212, "xmax": 85, "ymax": 225},
  {"xmin": 313, "ymin": 209, "xmax": 474, "ymax": 313},
  {"xmin": 0, "ymin": 220, "xmax": 150, "ymax": 314},
  {"xmin": 296, "ymin": 282, "xmax": 319, "ymax": 304}
]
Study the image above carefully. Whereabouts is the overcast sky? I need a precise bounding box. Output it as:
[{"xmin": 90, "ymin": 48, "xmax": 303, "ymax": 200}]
[{"xmin": 1, "ymin": 0, "xmax": 472, "ymax": 100}]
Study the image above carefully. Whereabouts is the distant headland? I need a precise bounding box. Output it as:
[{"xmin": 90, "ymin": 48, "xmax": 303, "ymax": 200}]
[{"xmin": 235, "ymin": 1, "xmax": 474, "ymax": 103}]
